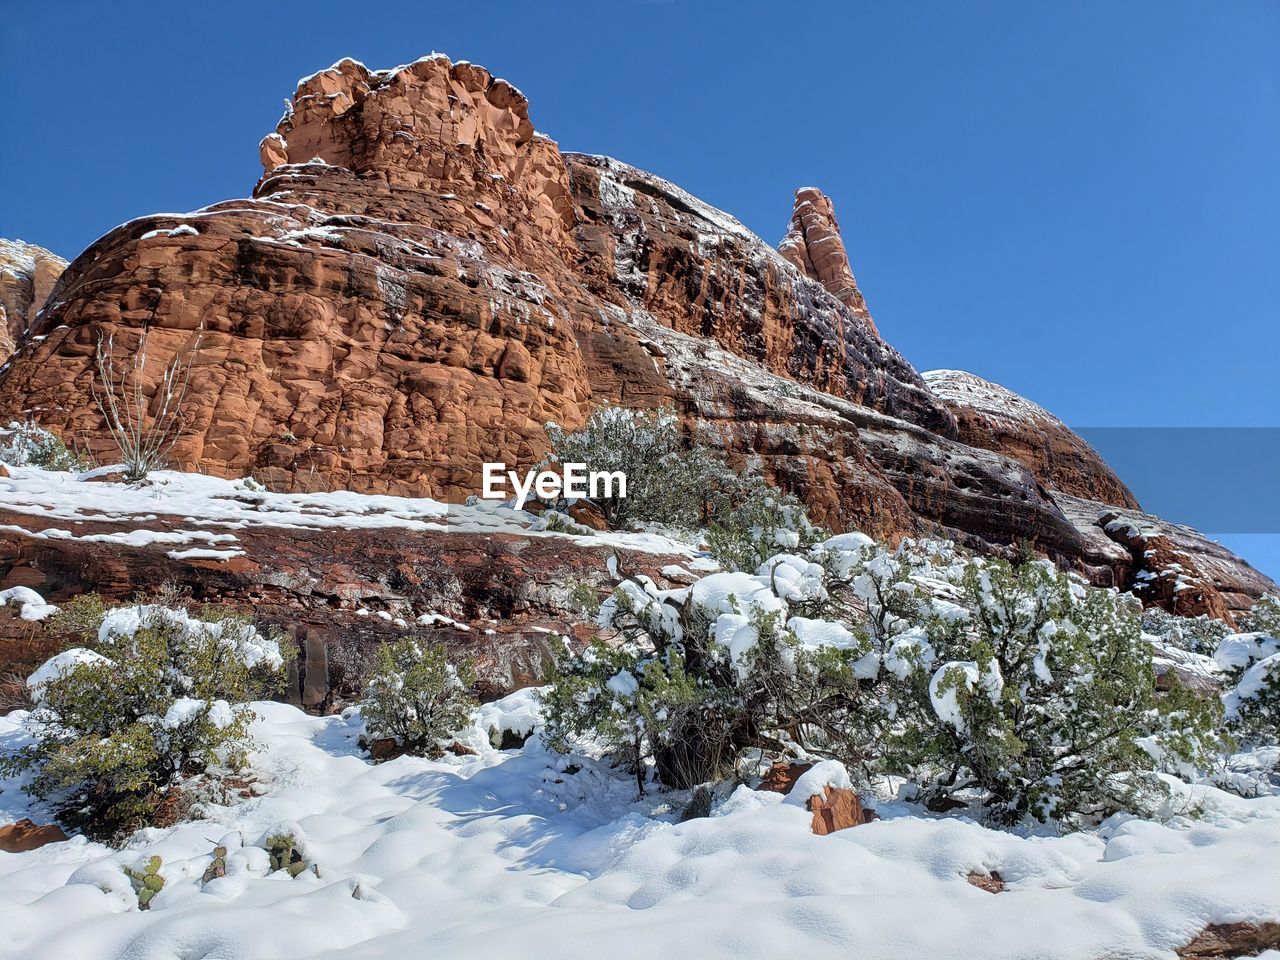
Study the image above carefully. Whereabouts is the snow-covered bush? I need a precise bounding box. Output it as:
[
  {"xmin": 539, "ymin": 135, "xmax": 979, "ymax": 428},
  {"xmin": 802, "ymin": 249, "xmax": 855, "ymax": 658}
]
[
  {"xmin": 1140, "ymin": 607, "xmax": 1233, "ymax": 654},
  {"xmin": 1216, "ymin": 631, "xmax": 1280, "ymax": 748},
  {"xmin": 543, "ymin": 557, "xmax": 878, "ymax": 793},
  {"xmin": 1241, "ymin": 594, "xmax": 1280, "ymax": 637},
  {"xmin": 543, "ymin": 405, "xmax": 721, "ymax": 530},
  {"xmin": 542, "ymin": 639, "xmax": 725, "ymax": 793},
  {"xmin": 0, "ymin": 419, "xmax": 88, "ymax": 471},
  {"xmin": 543, "ymin": 404, "xmax": 820, "ymax": 568},
  {"xmin": 545, "ymin": 533, "xmax": 1223, "ymax": 824},
  {"xmin": 1219, "ymin": 597, "xmax": 1280, "ymax": 748},
  {"xmin": 851, "ymin": 549, "xmax": 1221, "ymax": 823},
  {"xmin": 705, "ymin": 479, "xmax": 822, "ymax": 574},
  {"xmin": 0, "ymin": 602, "xmax": 285, "ymax": 840},
  {"xmin": 359, "ymin": 638, "xmax": 477, "ymax": 758}
]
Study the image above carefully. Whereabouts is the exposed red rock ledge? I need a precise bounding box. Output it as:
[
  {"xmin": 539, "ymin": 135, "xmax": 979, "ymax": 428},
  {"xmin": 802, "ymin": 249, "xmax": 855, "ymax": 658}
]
[
  {"xmin": 0, "ymin": 818, "xmax": 68, "ymax": 853},
  {"xmin": 1177, "ymin": 922, "xmax": 1280, "ymax": 958},
  {"xmin": 923, "ymin": 368, "xmax": 1139, "ymax": 509},
  {"xmin": 0, "ymin": 501, "xmax": 690, "ymax": 708}
]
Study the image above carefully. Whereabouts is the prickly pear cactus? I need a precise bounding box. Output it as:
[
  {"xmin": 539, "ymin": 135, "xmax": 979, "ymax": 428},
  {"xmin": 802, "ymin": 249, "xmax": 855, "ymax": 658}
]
[
  {"xmin": 265, "ymin": 833, "xmax": 309, "ymax": 878},
  {"xmin": 201, "ymin": 845, "xmax": 228, "ymax": 884},
  {"xmin": 124, "ymin": 855, "xmax": 165, "ymax": 910}
]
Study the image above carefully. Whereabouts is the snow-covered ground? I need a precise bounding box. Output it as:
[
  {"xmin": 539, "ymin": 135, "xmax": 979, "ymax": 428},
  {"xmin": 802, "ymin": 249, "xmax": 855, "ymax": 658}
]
[
  {"xmin": 0, "ymin": 465, "xmax": 707, "ymax": 560},
  {"xmin": 2, "ymin": 464, "xmax": 1279, "ymax": 958},
  {"xmin": 2, "ymin": 699, "xmax": 1279, "ymax": 960}
]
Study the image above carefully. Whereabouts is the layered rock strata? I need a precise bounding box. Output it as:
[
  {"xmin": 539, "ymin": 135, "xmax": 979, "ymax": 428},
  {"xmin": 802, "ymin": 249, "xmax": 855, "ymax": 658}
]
[{"xmin": 0, "ymin": 53, "xmax": 1270, "ymax": 619}]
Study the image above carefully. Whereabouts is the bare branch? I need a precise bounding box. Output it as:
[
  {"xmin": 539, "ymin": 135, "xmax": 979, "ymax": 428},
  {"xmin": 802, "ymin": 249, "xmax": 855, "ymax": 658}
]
[{"xmin": 92, "ymin": 320, "xmax": 203, "ymax": 483}]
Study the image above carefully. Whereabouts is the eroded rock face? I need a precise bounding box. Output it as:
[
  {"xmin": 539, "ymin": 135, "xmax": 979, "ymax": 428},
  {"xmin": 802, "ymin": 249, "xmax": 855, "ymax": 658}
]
[
  {"xmin": 0, "ymin": 52, "xmax": 1271, "ymax": 615},
  {"xmin": 778, "ymin": 187, "xmax": 874, "ymax": 334},
  {"xmin": 924, "ymin": 369, "xmax": 1138, "ymax": 509},
  {"xmin": 0, "ymin": 239, "xmax": 67, "ymax": 364},
  {"xmin": 0, "ymin": 55, "xmax": 945, "ymax": 506},
  {"xmin": 0, "ymin": 503, "xmax": 690, "ymax": 707},
  {"xmin": 1056, "ymin": 494, "xmax": 1274, "ymax": 624},
  {"xmin": 924, "ymin": 371, "xmax": 1272, "ymax": 623}
]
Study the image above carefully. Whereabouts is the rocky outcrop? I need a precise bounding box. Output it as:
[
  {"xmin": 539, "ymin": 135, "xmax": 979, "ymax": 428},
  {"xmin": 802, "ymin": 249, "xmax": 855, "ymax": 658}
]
[
  {"xmin": 778, "ymin": 187, "xmax": 875, "ymax": 334},
  {"xmin": 757, "ymin": 761, "xmax": 814, "ymax": 794},
  {"xmin": 1178, "ymin": 922, "xmax": 1280, "ymax": 958},
  {"xmin": 758, "ymin": 761, "xmax": 872, "ymax": 834},
  {"xmin": 1054, "ymin": 493, "xmax": 1274, "ymax": 624},
  {"xmin": 0, "ymin": 240, "xmax": 66, "ymax": 364},
  {"xmin": 926, "ymin": 369, "xmax": 1268, "ymax": 623},
  {"xmin": 0, "ymin": 55, "xmax": 945, "ymax": 507},
  {"xmin": 924, "ymin": 369, "xmax": 1138, "ymax": 509},
  {"xmin": 807, "ymin": 786, "xmax": 869, "ymax": 835},
  {"xmin": 0, "ymin": 818, "xmax": 68, "ymax": 853},
  {"xmin": 0, "ymin": 502, "xmax": 688, "ymax": 707},
  {"xmin": 0, "ymin": 52, "xmax": 1270, "ymax": 616},
  {"xmin": 965, "ymin": 871, "xmax": 1006, "ymax": 893}
]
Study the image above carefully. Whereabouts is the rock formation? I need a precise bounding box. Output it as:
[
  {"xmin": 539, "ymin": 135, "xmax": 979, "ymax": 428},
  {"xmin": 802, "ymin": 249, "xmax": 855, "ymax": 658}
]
[
  {"xmin": 923, "ymin": 368, "xmax": 1139, "ymax": 509},
  {"xmin": 927, "ymin": 368, "xmax": 1273, "ymax": 622},
  {"xmin": 0, "ymin": 497, "xmax": 690, "ymax": 706},
  {"xmin": 1178, "ymin": 922, "xmax": 1280, "ymax": 958},
  {"xmin": 0, "ymin": 53, "xmax": 1271, "ymax": 621},
  {"xmin": 1063, "ymin": 496, "xmax": 1275, "ymax": 622},
  {"xmin": 0, "ymin": 239, "xmax": 66, "ymax": 364},
  {"xmin": 0, "ymin": 818, "xmax": 67, "ymax": 853},
  {"xmin": 806, "ymin": 785, "xmax": 869, "ymax": 835},
  {"xmin": 778, "ymin": 187, "xmax": 875, "ymax": 334}
]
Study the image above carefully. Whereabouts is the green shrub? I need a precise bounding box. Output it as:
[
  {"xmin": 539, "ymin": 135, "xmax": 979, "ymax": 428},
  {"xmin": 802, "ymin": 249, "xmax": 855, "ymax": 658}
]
[
  {"xmin": 0, "ymin": 420, "xmax": 88, "ymax": 471},
  {"xmin": 543, "ymin": 405, "xmax": 718, "ymax": 530},
  {"xmin": 359, "ymin": 638, "xmax": 477, "ymax": 758},
  {"xmin": 1241, "ymin": 595, "xmax": 1280, "ymax": 637},
  {"xmin": 705, "ymin": 480, "xmax": 822, "ymax": 573},
  {"xmin": 856, "ymin": 552, "xmax": 1222, "ymax": 823},
  {"xmin": 542, "ymin": 639, "xmax": 725, "ymax": 794},
  {"xmin": 0, "ymin": 603, "xmax": 285, "ymax": 840},
  {"xmin": 543, "ymin": 535, "xmax": 1224, "ymax": 825},
  {"xmin": 543, "ymin": 565, "xmax": 874, "ymax": 793},
  {"xmin": 47, "ymin": 593, "xmax": 108, "ymax": 639},
  {"xmin": 534, "ymin": 510, "xmax": 592, "ymax": 535},
  {"xmin": 1216, "ymin": 630, "xmax": 1280, "ymax": 748},
  {"xmin": 1223, "ymin": 656, "xmax": 1280, "ymax": 749},
  {"xmin": 543, "ymin": 404, "xmax": 821, "ymax": 569},
  {"xmin": 1140, "ymin": 607, "xmax": 1233, "ymax": 654},
  {"xmin": 566, "ymin": 581, "xmax": 602, "ymax": 618}
]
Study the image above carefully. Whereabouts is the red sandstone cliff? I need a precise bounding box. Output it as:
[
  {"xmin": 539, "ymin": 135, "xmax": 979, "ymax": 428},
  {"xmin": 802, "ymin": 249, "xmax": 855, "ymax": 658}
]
[
  {"xmin": 0, "ymin": 240, "xmax": 66, "ymax": 365},
  {"xmin": 0, "ymin": 54, "xmax": 1269, "ymax": 621}
]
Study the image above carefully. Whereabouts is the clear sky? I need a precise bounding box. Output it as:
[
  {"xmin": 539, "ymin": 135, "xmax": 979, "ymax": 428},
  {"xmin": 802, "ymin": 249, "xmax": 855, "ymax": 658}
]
[{"xmin": 2, "ymin": 1, "xmax": 1277, "ymax": 578}]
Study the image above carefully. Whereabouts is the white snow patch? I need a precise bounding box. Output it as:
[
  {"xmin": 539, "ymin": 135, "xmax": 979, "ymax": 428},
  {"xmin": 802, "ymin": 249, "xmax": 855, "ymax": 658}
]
[
  {"xmin": 0, "ymin": 586, "xmax": 58, "ymax": 621},
  {"xmin": 0, "ymin": 701, "xmax": 1278, "ymax": 959}
]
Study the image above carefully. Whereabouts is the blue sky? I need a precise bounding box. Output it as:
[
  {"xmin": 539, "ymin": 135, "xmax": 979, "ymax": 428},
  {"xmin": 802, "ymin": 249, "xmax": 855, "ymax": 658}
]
[{"xmin": 2, "ymin": 1, "xmax": 1277, "ymax": 578}]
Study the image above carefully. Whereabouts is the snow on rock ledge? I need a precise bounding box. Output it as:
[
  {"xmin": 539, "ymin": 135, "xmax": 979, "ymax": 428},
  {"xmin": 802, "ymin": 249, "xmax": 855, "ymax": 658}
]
[{"xmin": 923, "ymin": 368, "xmax": 1139, "ymax": 509}]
